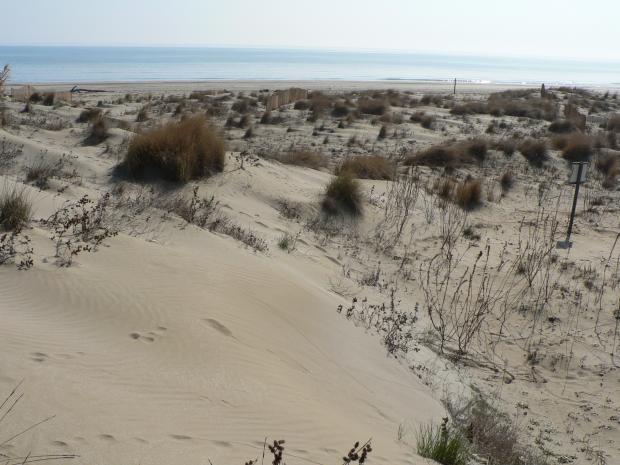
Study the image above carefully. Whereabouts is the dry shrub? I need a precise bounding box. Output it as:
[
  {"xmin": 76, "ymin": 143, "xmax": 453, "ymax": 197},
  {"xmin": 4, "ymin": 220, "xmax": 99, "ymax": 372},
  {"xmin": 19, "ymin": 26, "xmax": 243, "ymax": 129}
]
[
  {"xmin": 406, "ymin": 145, "xmax": 461, "ymax": 168},
  {"xmin": 275, "ymin": 149, "xmax": 328, "ymax": 170},
  {"xmin": 494, "ymin": 138, "xmax": 516, "ymax": 156},
  {"xmin": 420, "ymin": 94, "xmax": 444, "ymax": 106},
  {"xmin": 308, "ymin": 92, "xmax": 333, "ymax": 115},
  {"xmin": 357, "ymin": 97, "xmax": 387, "ymax": 115},
  {"xmin": 124, "ymin": 115, "xmax": 225, "ymax": 182},
  {"xmin": 487, "ymin": 90, "xmax": 557, "ymax": 120},
  {"xmin": 500, "ymin": 170, "xmax": 514, "ymax": 192},
  {"xmin": 331, "ymin": 100, "xmax": 350, "ymax": 117},
  {"xmin": 461, "ymin": 138, "xmax": 487, "ymax": 161},
  {"xmin": 596, "ymin": 153, "xmax": 620, "ymax": 189},
  {"xmin": 322, "ymin": 173, "xmax": 363, "ymax": 216},
  {"xmin": 607, "ymin": 114, "xmax": 620, "ymax": 132},
  {"xmin": 410, "ymin": 111, "xmax": 435, "ymax": 129},
  {"xmin": 433, "ymin": 177, "xmax": 456, "ymax": 200},
  {"xmin": 293, "ymin": 100, "xmax": 311, "ymax": 110},
  {"xmin": 0, "ymin": 185, "xmax": 31, "ymax": 231},
  {"xmin": 136, "ymin": 106, "xmax": 149, "ymax": 122},
  {"xmin": 560, "ymin": 133, "xmax": 593, "ymax": 161},
  {"xmin": 548, "ymin": 119, "xmax": 575, "ymax": 133},
  {"xmin": 377, "ymin": 125, "xmax": 388, "ymax": 139},
  {"xmin": 450, "ymin": 101, "xmax": 486, "ymax": 115},
  {"xmin": 84, "ymin": 115, "xmax": 109, "ymax": 145},
  {"xmin": 76, "ymin": 108, "xmax": 102, "ymax": 123},
  {"xmin": 407, "ymin": 140, "xmax": 486, "ymax": 168},
  {"xmin": 336, "ymin": 155, "xmax": 394, "ymax": 180},
  {"xmin": 518, "ymin": 138, "xmax": 547, "ymax": 166},
  {"xmin": 454, "ymin": 178, "xmax": 482, "ymax": 210}
]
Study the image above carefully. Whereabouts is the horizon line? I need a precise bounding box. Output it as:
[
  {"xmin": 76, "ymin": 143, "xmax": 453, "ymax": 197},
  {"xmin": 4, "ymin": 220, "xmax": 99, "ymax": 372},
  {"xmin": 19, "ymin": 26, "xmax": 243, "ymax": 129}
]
[{"xmin": 1, "ymin": 43, "xmax": 619, "ymax": 64}]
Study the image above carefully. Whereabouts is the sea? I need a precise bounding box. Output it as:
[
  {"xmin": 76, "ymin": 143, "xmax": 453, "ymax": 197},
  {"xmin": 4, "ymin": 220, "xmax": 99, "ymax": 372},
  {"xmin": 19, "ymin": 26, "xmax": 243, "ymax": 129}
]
[{"xmin": 1, "ymin": 46, "xmax": 619, "ymax": 86}]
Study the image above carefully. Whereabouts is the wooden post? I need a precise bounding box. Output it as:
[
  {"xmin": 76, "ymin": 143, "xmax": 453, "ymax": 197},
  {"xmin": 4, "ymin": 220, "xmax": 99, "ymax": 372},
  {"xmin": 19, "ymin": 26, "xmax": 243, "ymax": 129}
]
[
  {"xmin": 453, "ymin": 78, "xmax": 457, "ymax": 95},
  {"xmin": 558, "ymin": 162, "xmax": 587, "ymax": 249}
]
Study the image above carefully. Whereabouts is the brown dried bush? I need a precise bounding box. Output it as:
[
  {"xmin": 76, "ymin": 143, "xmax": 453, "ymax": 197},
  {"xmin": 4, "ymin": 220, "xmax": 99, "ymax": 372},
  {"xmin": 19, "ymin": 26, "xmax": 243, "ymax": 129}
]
[
  {"xmin": 336, "ymin": 155, "xmax": 394, "ymax": 180},
  {"xmin": 124, "ymin": 115, "xmax": 225, "ymax": 182}
]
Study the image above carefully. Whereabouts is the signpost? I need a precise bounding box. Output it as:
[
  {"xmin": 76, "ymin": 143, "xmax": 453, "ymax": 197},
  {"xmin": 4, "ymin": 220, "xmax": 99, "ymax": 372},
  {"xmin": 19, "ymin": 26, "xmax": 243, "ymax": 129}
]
[{"xmin": 557, "ymin": 161, "xmax": 588, "ymax": 249}]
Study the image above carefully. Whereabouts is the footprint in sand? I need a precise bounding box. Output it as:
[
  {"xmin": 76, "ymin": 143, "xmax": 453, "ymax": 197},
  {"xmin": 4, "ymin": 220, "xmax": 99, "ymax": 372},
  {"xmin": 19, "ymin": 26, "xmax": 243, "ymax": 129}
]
[
  {"xmin": 170, "ymin": 434, "xmax": 192, "ymax": 441},
  {"xmin": 99, "ymin": 434, "xmax": 116, "ymax": 442},
  {"xmin": 203, "ymin": 319, "xmax": 233, "ymax": 337},
  {"xmin": 129, "ymin": 328, "xmax": 166, "ymax": 343},
  {"xmin": 211, "ymin": 440, "xmax": 232, "ymax": 448},
  {"xmin": 31, "ymin": 352, "xmax": 48, "ymax": 363},
  {"xmin": 51, "ymin": 441, "xmax": 69, "ymax": 448}
]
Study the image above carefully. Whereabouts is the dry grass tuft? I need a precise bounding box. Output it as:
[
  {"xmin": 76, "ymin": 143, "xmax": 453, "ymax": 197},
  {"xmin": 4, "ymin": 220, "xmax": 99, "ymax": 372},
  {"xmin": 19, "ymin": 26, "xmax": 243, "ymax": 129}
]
[
  {"xmin": 500, "ymin": 170, "xmax": 514, "ymax": 192},
  {"xmin": 518, "ymin": 138, "xmax": 548, "ymax": 166},
  {"xmin": 0, "ymin": 184, "xmax": 31, "ymax": 231},
  {"xmin": 124, "ymin": 115, "xmax": 225, "ymax": 182},
  {"xmin": 357, "ymin": 97, "xmax": 388, "ymax": 115},
  {"xmin": 274, "ymin": 149, "xmax": 328, "ymax": 170},
  {"xmin": 560, "ymin": 133, "xmax": 593, "ymax": 162},
  {"xmin": 406, "ymin": 145, "xmax": 461, "ymax": 169},
  {"xmin": 84, "ymin": 115, "xmax": 109, "ymax": 145},
  {"xmin": 454, "ymin": 178, "xmax": 482, "ymax": 210},
  {"xmin": 607, "ymin": 114, "xmax": 620, "ymax": 132},
  {"xmin": 336, "ymin": 155, "xmax": 394, "ymax": 180},
  {"xmin": 322, "ymin": 173, "xmax": 363, "ymax": 216}
]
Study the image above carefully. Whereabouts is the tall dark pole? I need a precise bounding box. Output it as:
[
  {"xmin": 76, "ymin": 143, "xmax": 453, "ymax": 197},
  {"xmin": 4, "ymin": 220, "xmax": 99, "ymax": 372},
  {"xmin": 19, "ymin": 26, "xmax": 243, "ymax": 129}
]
[
  {"xmin": 565, "ymin": 162, "xmax": 584, "ymax": 246},
  {"xmin": 453, "ymin": 78, "xmax": 457, "ymax": 95}
]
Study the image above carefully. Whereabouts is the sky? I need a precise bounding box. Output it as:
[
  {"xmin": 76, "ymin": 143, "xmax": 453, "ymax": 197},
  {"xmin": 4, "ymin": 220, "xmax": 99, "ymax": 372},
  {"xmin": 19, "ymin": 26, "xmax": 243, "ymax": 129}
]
[{"xmin": 0, "ymin": 0, "xmax": 618, "ymax": 61}]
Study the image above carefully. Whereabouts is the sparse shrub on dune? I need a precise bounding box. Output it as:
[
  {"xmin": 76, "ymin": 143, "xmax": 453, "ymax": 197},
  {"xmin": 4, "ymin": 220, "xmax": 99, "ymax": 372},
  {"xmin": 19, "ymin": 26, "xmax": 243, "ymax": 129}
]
[
  {"xmin": 416, "ymin": 418, "xmax": 470, "ymax": 465},
  {"xmin": 494, "ymin": 138, "xmax": 516, "ymax": 156},
  {"xmin": 136, "ymin": 106, "xmax": 149, "ymax": 122},
  {"xmin": 548, "ymin": 119, "xmax": 575, "ymax": 133},
  {"xmin": 336, "ymin": 155, "xmax": 394, "ymax": 180},
  {"xmin": 461, "ymin": 138, "xmax": 487, "ymax": 161},
  {"xmin": 293, "ymin": 99, "xmax": 311, "ymax": 110},
  {"xmin": 560, "ymin": 133, "xmax": 593, "ymax": 162},
  {"xmin": 124, "ymin": 115, "xmax": 225, "ymax": 182},
  {"xmin": 357, "ymin": 97, "xmax": 387, "ymax": 116},
  {"xmin": 596, "ymin": 153, "xmax": 620, "ymax": 189},
  {"xmin": 405, "ymin": 145, "xmax": 461, "ymax": 169},
  {"xmin": 0, "ymin": 184, "xmax": 31, "ymax": 231},
  {"xmin": 274, "ymin": 149, "xmax": 328, "ymax": 170},
  {"xmin": 607, "ymin": 114, "xmax": 620, "ymax": 132},
  {"xmin": 331, "ymin": 100, "xmax": 350, "ymax": 118},
  {"xmin": 322, "ymin": 173, "xmax": 363, "ymax": 216},
  {"xmin": 454, "ymin": 178, "xmax": 482, "ymax": 210},
  {"xmin": 377, "ymin": 125, "xmax": 388, "ymax": 139},
  {"xmin": 450, "ymin": 101, "xmax": 486, "ymax": 115},
  {"xmin": 518, "ymin": 138, "xmax": 548, "ymax": 166},
  {"xmin": 406, "ymin": 139, "xmax": 486, "ymax": 169},
  {"xmin": 84, "ymin": 115, "xmax": 109, "ymax": 145},
  {"xmin": 410, "ymin": 111, "xmax": 435, "ymax": 129},
  {"xmin": 76, "ymin": 108, "xmax": 102, "ymax": 123},
  {"xmin": 500, "ymin": 170, "xmax": 514, "ymax": 192}
]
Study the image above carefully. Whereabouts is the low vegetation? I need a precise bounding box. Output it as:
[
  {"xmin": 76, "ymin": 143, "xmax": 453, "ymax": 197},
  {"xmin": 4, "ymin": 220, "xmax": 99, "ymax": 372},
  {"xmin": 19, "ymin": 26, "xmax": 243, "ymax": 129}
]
[
  {"xmin": 322, "ymin": 173, "xmax": 363, "ymax": 216},
  {"xmin": 416, "ymin": 418, "xmax": 470, "ymax": 465},
  {"xmin": 518, "ymin": 138, "xmax": 548, "ymax": 166},
  {"xmin": 124, "ymin": 115, "xmax": 225, "ymax": 182},
  {"xmin": 336, "ymin": 155, "xmax": 394, "ymax": 180},
  {"xmin": 0, "ymin": 185, "xmax": 31, "ymax": 231},
  {"xmin": 273, "ymin": 149, "xmax": 328, "ymax": 170}
]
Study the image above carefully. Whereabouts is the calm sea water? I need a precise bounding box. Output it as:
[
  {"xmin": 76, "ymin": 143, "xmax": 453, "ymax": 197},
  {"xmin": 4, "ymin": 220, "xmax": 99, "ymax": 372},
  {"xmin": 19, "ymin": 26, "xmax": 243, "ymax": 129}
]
[{"xmin": 1, "ymin": 46, "xmax": 619, "ymax": 86}]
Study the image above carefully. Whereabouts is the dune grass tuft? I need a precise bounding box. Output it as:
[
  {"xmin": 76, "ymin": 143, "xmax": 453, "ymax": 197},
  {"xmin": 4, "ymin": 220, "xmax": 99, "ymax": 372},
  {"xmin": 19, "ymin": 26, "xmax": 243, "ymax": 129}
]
[
  {"xmin": 336, "ymin": 155, "xmax": 394, "ymax": 180},
  {"xmin": 322, "ymin": 173, "xmax": 363, "ymax": 216},
  {"xmin": 0, "ymin": 185, "xmax": 31, "ymax": 231},
  {"xmin": 416, "ymin": 418, "xmax": 470, "ymax": 465},
  {"xmin": 124, "ymin": 115, "xmax": 225, "ymax": 182}
]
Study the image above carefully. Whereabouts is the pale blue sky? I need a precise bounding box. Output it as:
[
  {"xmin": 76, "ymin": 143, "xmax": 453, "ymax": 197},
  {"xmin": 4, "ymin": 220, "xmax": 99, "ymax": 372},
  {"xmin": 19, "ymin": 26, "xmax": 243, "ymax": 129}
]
[{"xmin": 1, "ymin": 0, "xmax": 618, "ymax": 61}]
